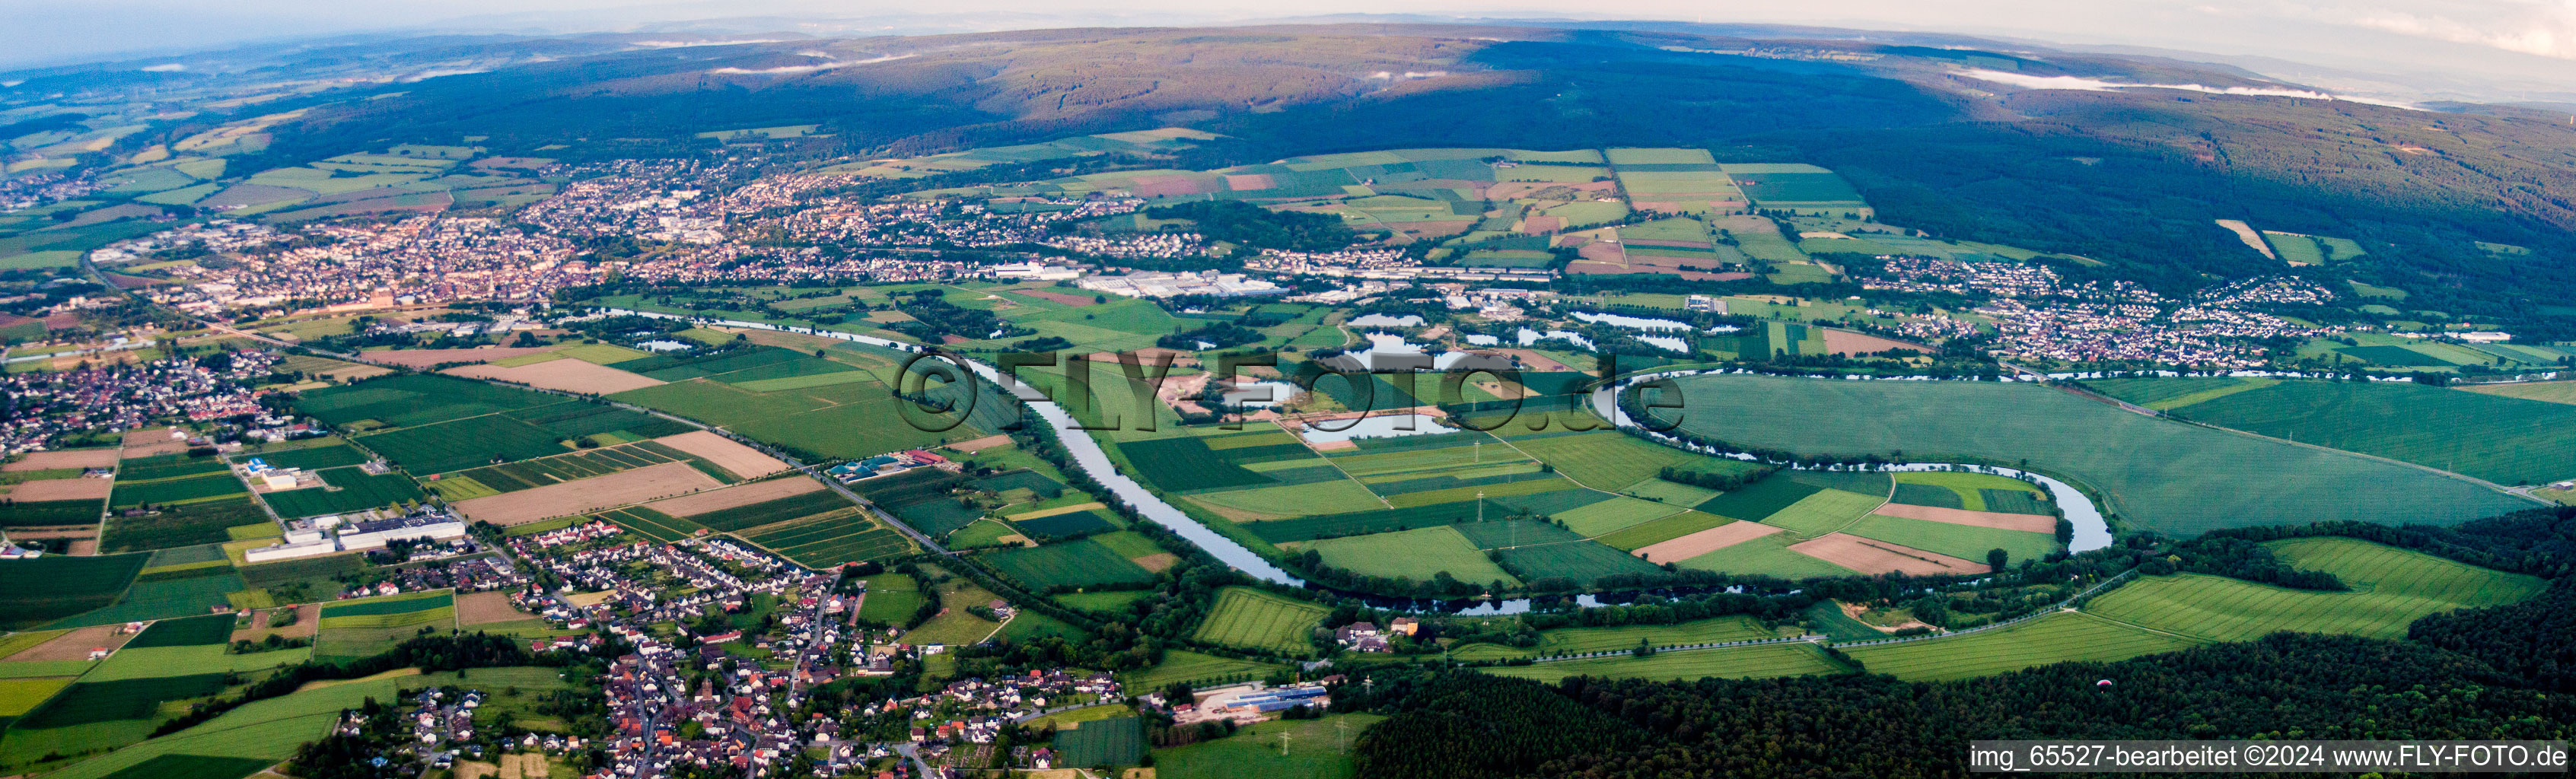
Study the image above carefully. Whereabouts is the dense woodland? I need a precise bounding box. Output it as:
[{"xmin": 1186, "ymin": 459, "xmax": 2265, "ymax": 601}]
[{"xmin": 1335, "ymin": 508, "xmax": 2576, "ymax": 777}]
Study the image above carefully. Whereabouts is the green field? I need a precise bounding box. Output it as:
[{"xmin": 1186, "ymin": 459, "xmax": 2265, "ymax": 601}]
[
  {"xmin": 0, "ymin": 554, "xmax": 146, "ymax": 628},
  {"xmin": 1453, "ymin": 615, "xmax": 1775, "ymax": 660},
  {"xmin": 1121, "ymin": 649, "xmax": 1285, "ymax": 692},
  {"xmin": 1597, "ymin": 510, "xmax": 1737, "ymax": 551},
  {"xmin": 855, "ymin": 574, "xmax": 925, "ymax": 624},
  {"xmin": 1842, "ymin": 514, "xmax": 2058, "ymax": 564},
  {"xmin": 37, "ymin": 665, "xmax": 417, "ymax": 779},
  {"xmin": 1751, "ymin": 488, "xmax": 1884, "ymax": 536},
  {"xmin": 1154, "ymin": 713, "xmax": 1383, "ymax": 779},
  {"xmin": 100, "ymin": 497, "xmax": 268, "ymax": 552},
  {"xmin": 295, "ymin": 374, "xmax": 556, "ymax": 429},
  {"xmin": 1485, "ymin": 642, "xmax": 1847, "ymax": 683},
  {"xmin": 1842, "ymin": 611, "xmax": 2201, "ymax": 682},
  {"xmin": 1654, "ymin": 374, "xmax": 2533, "ymax": 533},
  {"xmin": 979, "ymin": 539, "xmax": 1157, "ymax": 591},
  {"xmin": 1052, "ymin": 715, "xmax": 1145, "ymax": 768},
  {"xmin": 2092, "ymin": 378, "xmax": 2576, "ymax": 486},
  {"xmin": 109, "ymin": 472, "xmax": 246, "ymax": 508},
  {"xmin": 2087, "ymin": 537, "xmax": 2543, "ymax": 642},
  {"xmin": 737, "ymin": 508, "xmax": 912, "ymax": 568},
  {"xmin": 1495, "ymin": 539, "xmax": 1664, "ymax": 586},
  {"xmin": 1189, "ymin": 588, "xmax": 1326, "ymax": 655},
  {"xmin": 258, "ymin": 467, "xmax": 425, "ymax": 517},
  {"xmin": 1301, "ymin": 526, "xmax": 1520, "ymax": 587}
]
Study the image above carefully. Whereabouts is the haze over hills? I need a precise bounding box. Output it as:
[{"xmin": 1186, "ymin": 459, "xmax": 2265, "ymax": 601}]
[{"xmin": 14, "ymin": 23, "xmax": 2574, "ymax": 333}]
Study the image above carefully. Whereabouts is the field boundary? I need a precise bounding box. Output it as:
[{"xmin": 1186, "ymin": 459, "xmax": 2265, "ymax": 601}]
[{"xmin": 1826, "ymin": 569, "xmax": 2137, "ymax": 650}]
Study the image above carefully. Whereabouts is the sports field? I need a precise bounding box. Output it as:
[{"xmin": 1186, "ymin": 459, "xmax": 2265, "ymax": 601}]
[
  {"xmin": 1842, "ymin": 612, "xmax": 2202, "ymax": 682},
  {"xmin": 1654, "ymin": 374, "xmax": 2533, "ymax": 533},
  {"xmin": 1154, "ymin": 713, "xmax": 1383, "ymax": 779},
  {"xmin": 2089, "ymin": 377, "xmax": 2576, "ymax": 486},
  {"xmin": 1189, "ymin": 587, "xmax": 1326, "ymax": 654},
  {"xmin": 855, "ymin": 574, "xmax": 925, "ymax": 624},
  {"xmin": 2085, "ymin": 537, "xmax": 2543, "ymax": 642},
  {"xmin": 1486, "ymin": 642, "xmax": 1847, "ymax": 683}
]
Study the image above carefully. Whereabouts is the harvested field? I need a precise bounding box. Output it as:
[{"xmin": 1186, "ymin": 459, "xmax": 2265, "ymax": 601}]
[
  {"xmin": 123, "ymin": 442, "xmax": 188, "ymax": 459},
  {"xmin": 121, "ymin": 429, "xmax": 186, "ymax": 447},
  {"xmin": 447, "ymin": 360, "xmax": 664, "ymax": 394},
  {"xmin": 944, "ymin": 434, "xmax": 1015, "ymax": 453},
  {"xmin": 1820, "ymin": 329, "xmax": 1927, "ymax": 355},
  {"xmin": 450, "ymin": 461, "xmax": 723, "ymax": 525},
  {"xmin": 641, "ymin": 477, "xmax": 821, "ymax": 517},
  {"xmin": 6, "ymin": 450, "xmax": 119, "ymax": 471},
  {"xmin": 229, "ymin": 604, "xmax": 320, "ymax": 643},
  {"xmin": 1871, "ymin": 503, "xmax": 2058, "ymax": 533},
  {"xmin": 648, "ymin": 431, "xmax": 788, "ymax": 479},
  {"xmin": 8, "ymin": 477, "xmax": 110, "ymax": 501},
  {"xmin": 1788, "ymin": 533, "xmax": 1987, "ymax": 576},
  {"xmin": 9, "ymin": 625, "xmax": 134, "ymax": 661},
  {"xmin": 364, "ymin": 346, "xmax": 559, "ymax": 367},
  {"xmin": 1014, "ymin": 288, "xmax": 1098, "ymax": 307},
  {"xmin": 1632, "ymin": 520, "xmax": 1780, "ymax": 564},
  {"xmin": 456, "ymin": 590, "xmax": 537, "ymax": 626}
]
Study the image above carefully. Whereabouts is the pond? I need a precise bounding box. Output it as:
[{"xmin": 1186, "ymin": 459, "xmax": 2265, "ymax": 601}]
[
  {"xmin": 1348, "ymin": 313, "xmax": 1426, "ymax": 327},
  {"xmin": 1571, "ymin": 311, "xmax": 1692, "ymax": 331},
  {"xmin": 1517, "ymin": 328, "xmax": 1595, "ymax": 349},
  {"xmin": 1296, "ymin": 413, "xmax": 1457, "ymax": 444}
]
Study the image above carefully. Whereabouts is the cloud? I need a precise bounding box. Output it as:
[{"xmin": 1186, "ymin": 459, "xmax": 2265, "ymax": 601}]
[
  {"xmin": 2285, "ymin": 0, "xmax": 2576, "ymax": 59},
  {"xmin": 1959, "ymin": 68, "xmax": 2424, "ymax": 109}
]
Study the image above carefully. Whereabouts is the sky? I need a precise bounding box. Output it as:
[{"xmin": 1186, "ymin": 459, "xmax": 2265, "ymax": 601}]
[{"xmin": 2, "ymin": 0, "xmax": 2571, "ymax": 100}]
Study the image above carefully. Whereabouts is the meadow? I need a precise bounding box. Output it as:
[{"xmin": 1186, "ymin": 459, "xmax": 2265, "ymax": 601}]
[
  {"xmin": 1451, "ymin": 615, "xmax": 1775, "ymax": 660},
  {"xmin": 1153, "ymin": 713, "xmax": 1384, "ymax": 779},
  {"xmin": 2089, "ymin": 378, "xmax": 2576, "ymax": 486},
  {"xmin": 1120, "ymin": 649, "xmax": 1285, "ymax": 692},
  {"xmin": 1302, "ymin": 526, "xmax": 1520, "ymax": 587},
  {"xmin": 855, "ymin": 574, "xmax": 926, "ymax": 624},
  {"xmin": 1841, "ymin": 612, "xmax": 2202, "ymax": 682},
  {"xmin": 978, "ymin": 539, "xmax": 1157, "ymax": 591},
  {"xmin": 1656, "ymin": 374, "xmax": 2533, "ymax": 533},
  {"xmin": 1189, "ymin": 588, "xmax": 1327, "ymax": 655},
  {"xmin": 2084, "ymin": 537, "xmax": 2543, "ymax": 642},
  {"xmin": 1485, "ymin": 642, "xmax": 1847, "ymax": 683}
]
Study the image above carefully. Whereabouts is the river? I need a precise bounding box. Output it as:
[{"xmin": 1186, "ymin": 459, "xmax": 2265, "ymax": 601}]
[{"xmin": 596, "ymin": 310, "xmax": 2109, "ymax": 613}]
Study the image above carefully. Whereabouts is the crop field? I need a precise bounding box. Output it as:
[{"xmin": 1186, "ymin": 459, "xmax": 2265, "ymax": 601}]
[
  {"xmin": 123, "ymin": 613, "xmax": 234, "ymax": 648},
  {"xmin": 100, "ymin": 496, "xmax": 266, "ymax": 552},
  {"xmin": 109, "ymin": 472, "xmax": 245, "ymax": 508},
  {"xmin": 2097, "ymin": 379, "xmax": 2576, "ymax": 486},
  {"xmin": 0, "ymin": 677, "xmax": 72, "ymax": 721},
  {"xmin": 259, "ymin": 467, "xmax": 424, "ymax": 517},
  {"xmin": 1457, "ymin": 615, "xmax": 1775, "ymax": 660},
  {"xmin": 240, "ymin": 443, "xmax": 368, "ymax": 471},
  {"xmin": 1488, "ymin": 642, "xmax": 1847, "ymax": 683},
  {"xmin": 1689, "ymin": 474, "xmax": 1821, "ymax": 521},
  {"xmin": 1010, "ymin": 508, "xmax": 1119, "ymax": 541},
  {"xmin": 1672, "ymin": 533, "xmax": 1856, "ymax": 579},
  {"xmin": 504, "ymin": 402, "xmax": 692, "ymax": 442},
  {"xmin": 354, "ymin": 413, "xmax": 572, "ymax": 475},
  {"xmin": 1842, "ymin": 514, "xmax": 2057, "ymax": 564},
  {"xmin": 1597, "ymin": 510, "xmax": 1736, "ymax": 551},
  {"xmin": 116, "ymin": 455, "xmax": 226, "ymax": 482},
  {"xmin": 1302, "ymin": 526, "xmax": 1520, "ymax": 586},
  {"xmin": 0, "ymin": 498, "xmax": 101, "ymax": 527},
  {"xmin": 1655, "ymin": 374, "xmax": 2533, "ymax": 533},
  {"xmin": 2087, "ymin": 538, "xmax": 2543, "ymax": 642},
  {"xmin": 686, "ymin": 489, "xmax": 858, "ymax": 533},
  {"xmin": 1552, "ymin": 497, "xmax": 1684, "ymax": 536},
  {"xmin": 737, "ymin": 509, "xmax": 913, "ymax": 568},
  {"xmin": 319, "ymin": 592, "xmax": 456, "ymax": 630},
  {"xmin": 425, "ymin": 441, "xmax": 690, "ymax": 498},
  {"xmin": 1751, "ymin": 488, "xmax": 1884, "ymax": 536},
  {"xmin": 1052, "ymin": 715, "xmax": 1145, "ymax": 768},
  {"xmin": 1497, "ymin": 540, "xmax": 1664, "ymax": 585},
  {"xmin": 1121, "ymin": 649, "xmax": 1285, "ymax": 692},
  {"xmin": 1889, "ymin": 471, "xmax": 2046, "ymax": 512},
  {"xmin": 1842, "ymin": 612, "xmax": 2202, "ymax": 682},
  {"xmin": 295, "ymin": 374, "xmax": 556, "ymax": 429},
  {"xmin": 608, "ymin": 371, "xmax": 972, "ymax": 461},
  {"xmin": 592, "ymin": 506, "xmax": 705, "ymax": 542},
  {"xmin": 979, "ymin": 539, "xmax": 1156, "ymax": 591},
  {"xmin": 0, "ymin": 554, "xmax": 145, "ymax": 627},
  {"xmin": 1190, "ymin": 587, "xmax": 1327, "ymax": 654}
]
